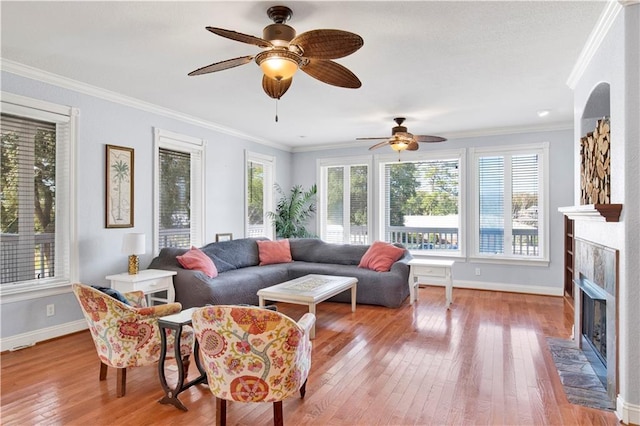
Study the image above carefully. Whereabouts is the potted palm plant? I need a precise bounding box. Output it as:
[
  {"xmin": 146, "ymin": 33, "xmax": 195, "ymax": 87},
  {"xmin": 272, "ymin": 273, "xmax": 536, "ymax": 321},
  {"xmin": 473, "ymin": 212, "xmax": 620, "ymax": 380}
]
[{"xmin": 268, "ymin": 184, "xmax": 317, "ymax": 238}]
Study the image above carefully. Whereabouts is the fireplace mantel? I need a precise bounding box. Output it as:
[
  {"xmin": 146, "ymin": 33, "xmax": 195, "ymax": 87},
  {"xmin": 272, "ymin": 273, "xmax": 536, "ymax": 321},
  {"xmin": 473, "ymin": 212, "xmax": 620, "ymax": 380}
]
[{"xmin": 558, "ymin": 204, "xmax": 622, "ymax": 222}]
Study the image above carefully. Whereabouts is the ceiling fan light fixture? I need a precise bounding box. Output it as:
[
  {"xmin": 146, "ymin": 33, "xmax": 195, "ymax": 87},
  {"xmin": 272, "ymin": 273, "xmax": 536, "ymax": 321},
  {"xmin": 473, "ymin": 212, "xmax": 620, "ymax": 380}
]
[
  {"xmin": 256, "ymin": 49, "xmax": 301, "ymax": 81},
  {"xmin": 390, "ymin": 141, "xmax": 409, "ymax": 152}
]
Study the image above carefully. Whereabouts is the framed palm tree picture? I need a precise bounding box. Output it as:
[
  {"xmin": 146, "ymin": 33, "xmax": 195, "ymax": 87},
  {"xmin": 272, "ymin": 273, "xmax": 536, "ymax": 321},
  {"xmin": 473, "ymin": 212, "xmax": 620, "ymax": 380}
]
[{"xmin": 106, "ymin": 144, "xmax": 134, "ymax": 228}]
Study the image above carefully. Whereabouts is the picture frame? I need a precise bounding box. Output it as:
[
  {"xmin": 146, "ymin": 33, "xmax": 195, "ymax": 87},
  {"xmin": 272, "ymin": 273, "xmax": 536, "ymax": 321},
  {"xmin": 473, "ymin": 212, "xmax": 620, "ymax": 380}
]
[
  {"xmin": 216, "ymin": 233, "xmax": 233, "ymax": 242},
  {"xmin": 105, "ymin": 144, "xmax": 134, "ymax": 228}
]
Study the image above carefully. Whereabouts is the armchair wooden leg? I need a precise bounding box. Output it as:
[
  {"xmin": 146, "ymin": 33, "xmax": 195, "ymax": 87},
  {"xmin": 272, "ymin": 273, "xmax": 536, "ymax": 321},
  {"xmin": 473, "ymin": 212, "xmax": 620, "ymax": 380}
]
[
  {"xmin": 99, "ymin": 362, "xmax": 108, "ymax": 381},
  {"xmin": 273, "ymin": 401, "xmax": 283, "ymax": 426},
  {"xmin": 116, "ymin": 368, "xmax": 127, "ymax": 397},
  {"xmin": 300, "ymin": 378, "xmax": 307, "ymax": 398},
  {"xmin": 215, "ymin": 397, "xmax": 226, "ymax": 426},
  {"xmin": 181, "ymin": 355, "xmax": 191, "ymax": 377}
]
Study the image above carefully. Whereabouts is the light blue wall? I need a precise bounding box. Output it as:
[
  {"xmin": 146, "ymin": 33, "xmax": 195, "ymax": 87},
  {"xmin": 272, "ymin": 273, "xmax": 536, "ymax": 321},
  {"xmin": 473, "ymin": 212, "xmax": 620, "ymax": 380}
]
[
  {"xmin": 292, "ymin": 129, "xmax": 575, "ymax": 292},
  {"xmin": 0, "ymin": 71, "xmax": 577, "ymax": 347},
  {"xmin": 0, "ymin": 70, "xmax": 292, "ymax": 342}
]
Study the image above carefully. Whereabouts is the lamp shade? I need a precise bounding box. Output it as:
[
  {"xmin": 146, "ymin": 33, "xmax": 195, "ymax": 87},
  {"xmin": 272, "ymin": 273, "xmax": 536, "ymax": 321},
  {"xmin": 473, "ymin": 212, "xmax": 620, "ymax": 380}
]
[{"xmin": 122, "ymin": 233, "xmax": 145, "ymax": 255}]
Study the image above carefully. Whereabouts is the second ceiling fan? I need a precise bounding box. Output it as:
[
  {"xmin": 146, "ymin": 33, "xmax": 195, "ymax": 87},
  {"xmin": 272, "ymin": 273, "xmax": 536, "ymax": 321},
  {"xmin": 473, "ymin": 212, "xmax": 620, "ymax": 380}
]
[
  {"xmin": 188, "ymin": 5, "xmax": 363, "ymax": 100},
  {"xmin": 358, "ymin": 117, "xmax": 447, "ymax": 152}
]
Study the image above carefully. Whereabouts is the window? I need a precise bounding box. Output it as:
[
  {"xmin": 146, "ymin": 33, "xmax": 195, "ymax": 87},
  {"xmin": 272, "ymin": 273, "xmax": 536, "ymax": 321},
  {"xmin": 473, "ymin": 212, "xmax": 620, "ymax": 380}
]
[
  {"xmin": 471, "ymin": 143, "xmax": 548, "ymax": 262},
  {"xmin": 245, "ymin": 151, "xmax": 275, "ymax": 240},
  {"xmin": 153, "ymin": 129, "xmax": 205, "ymax": 253},
  {"xmin": 378, "ymin": 150, "xmax": 464, "ymax": 255},
  {"xmin": 0, "ymin": 93, "xmax": 77, "ymax": 292},
  {"xmin": 318, "ymin": 157, "xmax": 371, "ymax": 244}
]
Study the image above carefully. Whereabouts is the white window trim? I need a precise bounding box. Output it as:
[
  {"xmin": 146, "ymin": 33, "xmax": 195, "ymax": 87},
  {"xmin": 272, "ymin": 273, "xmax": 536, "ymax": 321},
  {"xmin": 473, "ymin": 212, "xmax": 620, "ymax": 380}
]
[
  {"xmin": 374, "ymin": 149, "xmax": 466, "ymax": 258},
  {"xmin": 317, "ymin": 155, "xmax": 373, "ymax": 243},
  {"xmin": 153, "ymin": 128, "xmax": 205, "ymax": 255},
  {"xmin": 469, "ymin": 142, "xmax": 549, "ymax": 266},
  {"xmin": 0, "ymin": 92, "xmax": 78, "ymax": 300},
  {"xmin": 245, "ymin": 151, "xmax": 276, "ymax": 240}
]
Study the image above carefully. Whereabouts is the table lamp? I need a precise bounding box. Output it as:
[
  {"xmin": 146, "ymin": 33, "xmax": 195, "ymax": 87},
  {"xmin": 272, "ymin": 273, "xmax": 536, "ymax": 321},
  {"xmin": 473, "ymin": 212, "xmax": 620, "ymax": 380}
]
[{"xmin": 122, "ymin": 233, "xmax": 145, "ymax": 274}]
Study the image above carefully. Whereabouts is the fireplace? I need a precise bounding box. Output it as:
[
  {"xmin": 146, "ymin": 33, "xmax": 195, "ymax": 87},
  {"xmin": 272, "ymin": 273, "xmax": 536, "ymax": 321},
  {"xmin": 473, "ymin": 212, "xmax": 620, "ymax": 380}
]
[
  {"xmin": 573, "ymin": 238, "xmax": 617, "ymax": 404},
  {"xmin": 577, "ymin": 276, "xmax": 608, "ymax": 388}
]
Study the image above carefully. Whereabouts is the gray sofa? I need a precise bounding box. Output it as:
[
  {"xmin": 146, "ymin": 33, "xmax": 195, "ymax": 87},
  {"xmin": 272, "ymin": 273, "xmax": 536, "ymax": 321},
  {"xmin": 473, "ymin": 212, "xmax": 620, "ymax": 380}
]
[{"xmin": 148, "ymin": 238, "xmax": 411, "ymax": 309}]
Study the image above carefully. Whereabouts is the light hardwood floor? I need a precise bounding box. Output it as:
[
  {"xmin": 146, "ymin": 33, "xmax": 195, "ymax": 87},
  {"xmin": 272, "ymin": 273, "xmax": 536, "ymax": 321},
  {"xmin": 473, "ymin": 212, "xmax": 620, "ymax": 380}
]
[{"xmin": 1, "ymin": 287, "xmax": 619, "ymax": 425}]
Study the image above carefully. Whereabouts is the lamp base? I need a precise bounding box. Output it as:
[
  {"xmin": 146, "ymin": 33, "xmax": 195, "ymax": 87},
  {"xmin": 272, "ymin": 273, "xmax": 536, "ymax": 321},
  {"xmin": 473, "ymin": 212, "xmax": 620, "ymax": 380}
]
[{"xmin": 128, "ymin": 255, "xmax": 139, "ymax": 275}]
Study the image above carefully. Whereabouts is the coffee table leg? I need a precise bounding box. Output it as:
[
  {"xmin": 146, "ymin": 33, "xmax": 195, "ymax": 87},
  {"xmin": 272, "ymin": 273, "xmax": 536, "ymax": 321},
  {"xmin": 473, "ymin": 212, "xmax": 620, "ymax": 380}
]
[
  {"xmin": 308, "ymin": 303, "xmax": 316, "ymax": 339},
  {"xmin": 351, "ymin": 284, "xmax": 357, "ymax": 312},
  {"xmin": 259, "ymin": 295, "xmax": 265, "ymax": 308}
]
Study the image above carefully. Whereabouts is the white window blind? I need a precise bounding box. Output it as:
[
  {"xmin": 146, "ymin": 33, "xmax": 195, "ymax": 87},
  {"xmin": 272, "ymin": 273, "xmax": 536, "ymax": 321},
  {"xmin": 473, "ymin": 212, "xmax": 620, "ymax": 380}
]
[
  {"xmin": 158, "ymin": 148, "xmax": 191, "ymax": 249},
  {"xmin": 154, "ymin": 129, "xmax": 205, "ymax": 253},
  {"xmin": 245, "ymin": 152, "xmax": 275, "ymax": 240},
  {"xmin": 1, "ymin": 95, "xmax": 75, "ymax": 290},
  {"xmin": 319, "ymin": 159, "xmax": 369, "ymax": 245},
  {"xmin": 473, "ymin": 143, "xmax": 546, "ymax": 261}
]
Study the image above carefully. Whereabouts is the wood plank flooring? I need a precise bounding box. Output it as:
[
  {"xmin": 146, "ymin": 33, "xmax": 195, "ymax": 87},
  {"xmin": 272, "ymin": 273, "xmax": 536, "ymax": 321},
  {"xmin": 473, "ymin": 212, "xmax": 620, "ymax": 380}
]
[{"xmin": 1, "ymin": 287, "xmax": 619, "ymax": 425}]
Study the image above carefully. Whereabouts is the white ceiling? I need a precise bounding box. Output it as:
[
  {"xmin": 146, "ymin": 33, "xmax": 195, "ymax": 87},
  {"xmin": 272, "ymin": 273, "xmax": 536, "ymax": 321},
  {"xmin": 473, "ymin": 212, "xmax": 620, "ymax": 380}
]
[{"xmin": 0, "ymin": 1, "xmax": 606, "ymax": 150}]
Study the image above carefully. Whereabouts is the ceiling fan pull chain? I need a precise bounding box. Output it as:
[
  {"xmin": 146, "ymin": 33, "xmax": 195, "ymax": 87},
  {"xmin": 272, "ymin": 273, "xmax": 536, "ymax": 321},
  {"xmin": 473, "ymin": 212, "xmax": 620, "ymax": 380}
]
[{"xmin": 275, "ymin": 98, "xmax": 279, "ymax": 122}]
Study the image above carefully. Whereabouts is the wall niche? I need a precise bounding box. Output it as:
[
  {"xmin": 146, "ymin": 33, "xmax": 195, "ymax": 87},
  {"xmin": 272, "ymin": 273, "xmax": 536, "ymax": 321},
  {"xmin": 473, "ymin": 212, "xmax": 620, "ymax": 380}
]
[{"xmin": 580, "ymin": 117, "xmax": 610, "ymax": 204}]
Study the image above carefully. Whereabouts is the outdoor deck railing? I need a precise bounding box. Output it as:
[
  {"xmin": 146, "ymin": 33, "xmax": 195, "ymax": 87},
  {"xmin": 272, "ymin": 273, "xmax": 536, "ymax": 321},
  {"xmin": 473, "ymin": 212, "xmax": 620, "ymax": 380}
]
[
  {"xmin": 1, "ymin": 223, "xmax": 539, "ymax": 283},
  {"xmin": 1, "ymin": 233, "xmax": 55, "ymax": 284}
]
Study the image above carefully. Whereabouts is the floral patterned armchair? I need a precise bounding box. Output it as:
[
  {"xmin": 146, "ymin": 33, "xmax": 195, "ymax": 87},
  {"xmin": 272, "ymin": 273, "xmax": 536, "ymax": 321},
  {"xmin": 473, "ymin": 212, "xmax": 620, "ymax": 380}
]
[
  {"xmin": 191, "ymin": 305, "xmax": 315, "ymax": 426},
  {"xmin": 72, "ymin": 283, "xmax": 194, "ymax": 397}
]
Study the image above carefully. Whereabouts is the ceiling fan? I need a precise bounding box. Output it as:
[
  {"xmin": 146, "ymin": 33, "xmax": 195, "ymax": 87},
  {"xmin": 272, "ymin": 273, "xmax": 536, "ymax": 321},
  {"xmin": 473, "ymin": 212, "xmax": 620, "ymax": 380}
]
[
  {"xmin": 188, "ymin": 5, "xmax": 364, "ymax": 100},
  {"xmin": 358, "ymin": 117, "xmax": 447, "ymax": 152}
]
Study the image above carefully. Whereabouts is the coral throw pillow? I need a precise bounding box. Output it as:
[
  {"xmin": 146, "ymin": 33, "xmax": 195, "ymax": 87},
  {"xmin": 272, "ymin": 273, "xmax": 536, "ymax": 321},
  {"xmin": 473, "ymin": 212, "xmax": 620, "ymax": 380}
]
[
  {"xmin": 257, "ymin": 239, "xmax": 293, "ymax": 266},
  {"xmin": 177, "ymin": 246, "xmax": 218, "ymax": 278},
  {"xmin": 358, "ymin": 241, "xmax": 405, "ymax": 272}
]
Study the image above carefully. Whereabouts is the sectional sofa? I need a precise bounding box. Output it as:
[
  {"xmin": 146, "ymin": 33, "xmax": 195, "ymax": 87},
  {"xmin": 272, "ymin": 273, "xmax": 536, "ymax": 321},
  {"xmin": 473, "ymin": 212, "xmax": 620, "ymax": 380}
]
[{"xmin": 148, "ymin": 237, "xmax": 412, "ymax": 309}]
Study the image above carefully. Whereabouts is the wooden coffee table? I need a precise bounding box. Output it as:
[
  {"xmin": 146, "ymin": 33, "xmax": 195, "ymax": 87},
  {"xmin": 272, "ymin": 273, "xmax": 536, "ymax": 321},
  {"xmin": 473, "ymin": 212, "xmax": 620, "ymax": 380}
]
[{"xmin": 257, "ymin": 274, "xmax": 358, "ymax": 338}]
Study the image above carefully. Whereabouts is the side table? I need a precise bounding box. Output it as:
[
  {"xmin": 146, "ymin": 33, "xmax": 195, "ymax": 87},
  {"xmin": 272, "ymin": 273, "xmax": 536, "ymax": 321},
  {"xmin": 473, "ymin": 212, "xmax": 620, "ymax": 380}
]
[
  {"xmin": 106, "ymin": 269, "xmax": 176, "ymax": 306},
  {"xmin": 157, "ymin": 307, "xmax": 207, "ymax": 411},
  {"xmin": 408, "ymin": 259, "xmax": 455, "ymax": 308}
]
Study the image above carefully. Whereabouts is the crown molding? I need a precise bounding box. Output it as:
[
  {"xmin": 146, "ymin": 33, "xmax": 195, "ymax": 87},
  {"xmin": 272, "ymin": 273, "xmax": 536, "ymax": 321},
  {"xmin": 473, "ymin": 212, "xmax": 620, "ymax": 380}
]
[
  {"xmin": 566, "ymin": 1, "xmax": 624, "ymax": 89},
  {"xmin": 0, "ymin": 59, "xmax": 291, "ymax": 152}
]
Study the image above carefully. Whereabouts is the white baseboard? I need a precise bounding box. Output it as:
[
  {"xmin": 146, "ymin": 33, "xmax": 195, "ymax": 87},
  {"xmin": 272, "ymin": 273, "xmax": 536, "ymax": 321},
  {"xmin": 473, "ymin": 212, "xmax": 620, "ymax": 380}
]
[
  {"xmin": 423, "ymin": 279, "xmax": 563, "ymax": 297},
  {"xmin": 0, "ymin": 319, "xmax": 87, "ymax": 352},
  {"xmin": 617, "ymin": 395, "xmax": 640, "ymax": 425}
]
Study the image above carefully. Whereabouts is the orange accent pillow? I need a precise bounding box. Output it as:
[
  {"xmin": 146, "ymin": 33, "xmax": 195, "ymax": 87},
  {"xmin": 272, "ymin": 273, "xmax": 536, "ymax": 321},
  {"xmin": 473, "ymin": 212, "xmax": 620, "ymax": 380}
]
[
  {"xmin": 176, "ymin": 246, "xmax": 218, "ymax": 278},
  {"xmin": 257, "ymin": 239, "xmax": 293, "ymax": 266},
  {"xmin": 358, "ymin": 241, "xmax": 405, "ymax": 272}
]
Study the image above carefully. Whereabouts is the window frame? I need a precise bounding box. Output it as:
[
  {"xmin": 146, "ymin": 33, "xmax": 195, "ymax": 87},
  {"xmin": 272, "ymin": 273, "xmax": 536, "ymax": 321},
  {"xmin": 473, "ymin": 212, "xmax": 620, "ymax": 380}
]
[
  {"xmin": 317, "ymin": 155, "xmax": 372, "ymax": 244},
  {"xmin": 0, "ymin": 92, "xmax": 78, "ymax": 298},
  {"xmin": 374, "ymin": 149, "xmax": 466, "ymax": 258},
  {"xmin": 469, "ymin": 142, "xmax": 549, "ymax": 265},
  {"xmin": 153, "ymin": 128, "xmax": 205, "ymax": 255},
  {"xmin": 245, "ymin": 151, "xmax": 276, "ymax": 240}
]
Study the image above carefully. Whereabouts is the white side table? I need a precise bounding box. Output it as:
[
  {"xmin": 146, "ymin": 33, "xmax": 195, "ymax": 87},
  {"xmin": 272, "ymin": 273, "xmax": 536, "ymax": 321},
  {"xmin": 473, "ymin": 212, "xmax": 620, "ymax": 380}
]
[
  {"xmin": 408, "ymin": 259, "xmax": 455, "ymax": 308},
  {"xmin": 106, "ymin": 269, "xmax": 177, "ymax": 305}
]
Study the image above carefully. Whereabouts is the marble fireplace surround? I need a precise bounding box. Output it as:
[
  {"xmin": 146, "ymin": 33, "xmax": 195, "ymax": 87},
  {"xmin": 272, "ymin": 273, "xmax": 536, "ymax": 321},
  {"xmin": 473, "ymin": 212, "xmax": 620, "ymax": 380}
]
[{"xmin": 573, "ymin": 237, "xmax": 618, "ymax": 404}]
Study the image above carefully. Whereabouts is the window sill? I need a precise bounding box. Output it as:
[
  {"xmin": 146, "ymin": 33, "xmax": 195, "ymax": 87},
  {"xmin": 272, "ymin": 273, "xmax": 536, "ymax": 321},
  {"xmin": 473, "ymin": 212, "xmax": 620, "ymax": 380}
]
[
  {"xmin": 468, "ymin": 256, "xmax": 549, "ymax": 267},
  {"xmin": 0, "ymin": 279, "xmax": 72, "ymax": 304}
]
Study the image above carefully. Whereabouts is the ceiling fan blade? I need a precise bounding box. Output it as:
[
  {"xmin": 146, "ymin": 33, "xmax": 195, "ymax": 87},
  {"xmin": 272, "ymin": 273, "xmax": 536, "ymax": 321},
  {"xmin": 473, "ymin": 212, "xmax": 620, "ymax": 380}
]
[
  {"xmin": 368, "ymin": 140, "xmax": 391, "ymax": 150},
  {"xmin": 262, "ymin": 75, "xmax": 292, "ymax": 99},
  {"xmin": 188, "ymin": 55, "xmax": 254, "ymax": 76},
  {"xmin": 301, "ymin": 59, "xmax": 361, "ymax": 88},
  {"xmin": 415, "ymin": 135, "xmax": 447, "ymax": 143},
  {"xmin": 407, "ymin": 141, "xmax": 420, "ymax": 151},
  {"xmin": 291, "ymin": 29, "xmax": 364, "ymax": 60},
  {"xmin": 206, "ymin": 27, "xmax": 272, "ymax": 48},
  {"xmin": 356, "ymin": 137, "xmax": 389, "ymax": 140}
]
